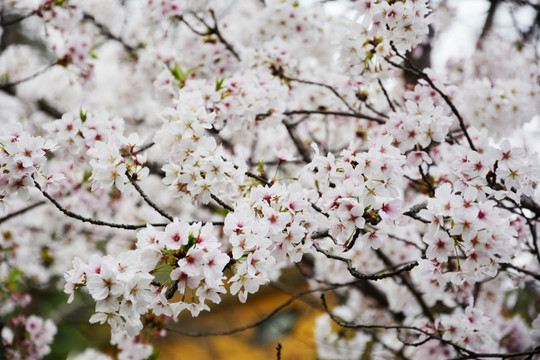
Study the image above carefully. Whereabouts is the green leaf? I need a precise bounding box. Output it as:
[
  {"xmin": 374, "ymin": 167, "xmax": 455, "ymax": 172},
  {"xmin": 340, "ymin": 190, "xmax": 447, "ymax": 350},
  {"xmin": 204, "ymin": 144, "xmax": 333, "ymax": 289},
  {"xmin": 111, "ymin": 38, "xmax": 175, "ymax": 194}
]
[
  {"xmin": 170, "ymin": 63, "xmax": 185, "ymax": 82},
  {"xmin": 257, "ymin": 160, "xmax": 265, "ymax": 175},
  {"xmin": 181, "ymin": 233, "xmax": 196, "ymax": 252},
  {"xmin": 214, "ymin": 207, "xmax": 229, "ymax": 217},
  {"xmin": 215, "ymin": 77, "xmax": 225, "ymax": 91},
  {"xmin": 146, "ymin": 348, "xmax": 161, "ymax": 360},
  {"xmin": 89, "ymin": 46, "xmax": 98, "ymax": 60},
  {"xmin": 169, "ymin": 63, "xmax": 200, "ymax": 88},
  {"xmin": 184, "ymin": 65, "xmax": 200, "ymax": 78},
  {"xmin": 82, "ymin": 170, "xmax": 92, "ymax": 183},
  {"xmin": 79, "ymin": 108, "xmax": 87, "ymax": 123},
  {"xmin": 7, "ymin": 268, "xmax": 24, "ymax": 291}
]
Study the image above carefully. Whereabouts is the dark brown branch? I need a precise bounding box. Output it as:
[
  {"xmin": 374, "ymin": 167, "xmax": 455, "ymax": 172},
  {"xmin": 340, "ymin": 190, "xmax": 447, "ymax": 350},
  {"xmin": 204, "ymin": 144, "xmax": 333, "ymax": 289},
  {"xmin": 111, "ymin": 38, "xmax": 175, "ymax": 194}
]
[
  {"xmin": 282, "ymin": 120, "xmax": 311, "ymax": 163},
  {"xmin": 525, "ymin": 216, "xmax": 540, "ymax": 265},
  {"xmin": 403, "ymin": 202, "xmax": 429, "ymax": 224},
  {"xmin": 82, "ymin": 13, "xmax": 138, "ymax": 56},
  {"xmin": 127, "ymin": 172, "xmax": 174, "ymax": 222},
  {"xmin": 378, "ymin": 79, "xmax": 397, "ymax": 112},
  {"xmin": 450, "ymin": 347, "xmax": 540, "ymax": 360},
  {"xmin": 283, "ymin": 109, "xmax": 386, "ymax": 124},
  {"xmin": 1, "ymin": 12, "xmax": 34, "ymax": 27},
  {"xmin": 34, "ymin": 179, "xmax": 169, "ymax": 230},
  {"xmin": 275, "ymin": 343, "xmax": 282, "ymax": 360},
  {"xmin": 0, "ymin": 61, "xmax": 58, "ymax": 89},
  {"xmin": 0, "ymin": 86, "xmax": 63, "ymax": 119},
  {"xmin": 0, "ymin": 201, "xmax": 46, "ymax": 224},
  {"xmin": 500, "ymin": 263, "xmax": 540, "ymax": 282},
  {"xmin": 375, "ymin": 250, "xmax": 435, "ymax": 323},
  {"xmin": 385, "ymin": 45, "xmax": 477, "ymax": 152},
  {"xmin": 37, "ymin": 98, "xmax": 63, "ymax": 118},
  {"xmin": 418, "ymin": 165, "xmax": 435, "ymax": 196},
  {"xmin": 312, "ymin": 242, "xmax": 419, "ymax": 281},
  {"xmin": 521, "ymin": 195, "xmax": 540, "ymax": 219},
  {"xmin": 478, "ymin": 0, "xmax": 501, "ymax": 42},
  {"xmin": 210, "ymin": 193, "xmax": 234, "ymax": 212},
  {"xmin": 245, "ymin": 171, "xmax": 272, "ymax": 186},
  {"xmin": 282, "ymin": 75, "xmax": 357, "ymax": 114},
  {"xmin": 208, "ymin": 9, "xmax": 240, "ymax": 61},
  {"xmin": 167, "ymin": 285, "xmax": 338, "ymax": 337}
]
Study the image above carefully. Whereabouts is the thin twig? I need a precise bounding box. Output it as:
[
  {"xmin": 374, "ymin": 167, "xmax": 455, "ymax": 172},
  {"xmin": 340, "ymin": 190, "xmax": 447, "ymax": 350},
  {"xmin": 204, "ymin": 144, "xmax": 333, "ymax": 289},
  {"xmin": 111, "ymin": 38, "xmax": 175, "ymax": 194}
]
[
  {"xmin": 283, "ymin": 75, "xmax": 357, "ymax": 114},
  {"xmin": 283, "ymin": 109, "xmax": 386, "ymax": 124},
  {"xmin": 500, "ymin": 262, "xmax": 540, "ymax": 282},
  {"xmin": 210, "ymin": 193, "xmax": 234, "ymax": 212},
  {"xmin": 245, "ymin": 171, "xmax": 272, "ymax": 186},
  {"xmin": 127, "ymin": 172, "xmax": 174, "ymax": 221},
  {"xmin": 82, "ymin": 13, "xmax": 139, "ymax": 55},
  {"xmin": 34, "ymin": 179, "xmax": 168, "ymax": 230},
  {"xmin": 378, "ymin": 79, "xmax": 397, "ymax": 112},
  {"xmin": 386, "ymin": 45, "xmax": 476, "ymax": 151},
  {"xmin": 312, "ymin": 242, "xmax": 419, "ymax": 281},
  {"xmin": 0, "ymin": 61, "xmax": 58, "ymax": 89},
  {"xmin": 418, "ymin": 165, "xmax": 435, "ymax": 196},
  {"xmin": 320, "ymin": 294, "xmax": 472, "ymax": 358},
  {"xmin": 283, "ymin": 120, "xmax": 311, "ymax": 163},
  {"xmin": 209, "ymin": 9, "xmax": 240, "ymax": 61},
  {"xmin": 1, "ymin": 12, "xmax": 34, "ymax": 27},
  {"xmin": 178, "ymin": 16, "xmax": 207, "ymax": 36},
  {"xmin": 167, "ymin": 285, "xmax": 339, "ymax": 337},
  {"xmin": 375, "ymin": 250, "xmax": 435, "ymax": 323},
  {"xmin": 121, "ymin": 142, "xmax": 155, "ymax": 158},
  {"xmin": 0, "ymin": 201, "xmax": 46, "ymax": 224},
  {"xmin": 182, "ymin": 10, "xmax": 241, "ymax": 61}
]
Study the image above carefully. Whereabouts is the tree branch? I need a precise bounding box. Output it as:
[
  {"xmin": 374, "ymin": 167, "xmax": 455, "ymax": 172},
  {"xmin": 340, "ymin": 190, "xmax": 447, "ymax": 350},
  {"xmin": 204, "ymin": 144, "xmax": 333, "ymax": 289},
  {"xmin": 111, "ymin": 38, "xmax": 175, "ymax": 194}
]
[
  {"xmin": 210, "ymin": 193, "xmax": 234, "ymax": 212},
  {"xmin": 312, "ymin": 241, "xmax": 419, "ymax": 281},
  {"xmin": 126, "ymin": 172, "xmax": 174, "ymax": 222},
  {"xmin": 167, "ymin": 285, "xmax": 339, "ymax": 336},
  {"xmin": 282, "ymin": 119, "xmax": 311, "ymax": 163},
  {"xmin": 82, "ymin": 13, "xmax": 139, "ymax": 56},
  {"xmin": 385, "ymin": 45, "xmax": 477, "ymax": 152},
  {"xmin": 34, "ymin": 179, "xmax": 169, "ymax": 230},
  {"xmin": 0, "ymin": 61, "xmax": 58, "ymax": 89},
  {"xmin": 282, "ymin": 109, "xmax": 386, "ymax": 124},
  {"xmin": 0, "ymin": 201, "xmax": 46, "ymax": 224}
]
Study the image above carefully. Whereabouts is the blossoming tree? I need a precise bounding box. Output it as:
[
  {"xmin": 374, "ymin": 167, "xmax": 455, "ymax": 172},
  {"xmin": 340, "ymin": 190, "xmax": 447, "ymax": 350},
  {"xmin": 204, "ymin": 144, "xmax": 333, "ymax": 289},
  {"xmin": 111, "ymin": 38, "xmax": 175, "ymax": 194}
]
[{"xmin": 1, "ymin": 0, "xmax": 540, "ymax": 358}]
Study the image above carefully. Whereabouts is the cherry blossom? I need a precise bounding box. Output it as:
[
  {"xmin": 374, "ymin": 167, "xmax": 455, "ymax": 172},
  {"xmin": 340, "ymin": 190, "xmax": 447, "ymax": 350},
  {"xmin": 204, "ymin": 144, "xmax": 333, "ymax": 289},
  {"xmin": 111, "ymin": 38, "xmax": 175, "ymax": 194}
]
[{"xmin": 1, "ymin": 0, "xmax": 540, "ymax": 359}]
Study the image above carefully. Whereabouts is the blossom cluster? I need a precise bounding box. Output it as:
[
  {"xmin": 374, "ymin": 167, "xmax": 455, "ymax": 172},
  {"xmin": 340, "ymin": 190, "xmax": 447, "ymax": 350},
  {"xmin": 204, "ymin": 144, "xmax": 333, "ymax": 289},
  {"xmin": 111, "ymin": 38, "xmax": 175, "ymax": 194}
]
[
  {"xmin": 155, "ymin": 89, "xmax": 246, "ymax": 204},
  {"xmin": 305, "ymin": 136, "xmax": 405, "ymax": 246},
  {"xmin": 0, "ymin": 123, "xmax": 60, "ymax": 208},
  {"xmin": 224, "ymin": 182, "xmax": 319, "ymax": 302},
  {"xmin": 2, "ymin": 0, "xmax": 540, "ymax": 359},
  {"xmin": 64, "ymin": 220, "xmax": 230, "ymax": 358},
  {"xmin": 340, "ymin": 0, "xmax": 432, "ymax": 79},
  {"xmin": 386, "ymin": 79, "xmax": 454, "ymax": 152},
  {"xmin": 1, "ymin": 315, "xmax": 57, "ymax": 360}
]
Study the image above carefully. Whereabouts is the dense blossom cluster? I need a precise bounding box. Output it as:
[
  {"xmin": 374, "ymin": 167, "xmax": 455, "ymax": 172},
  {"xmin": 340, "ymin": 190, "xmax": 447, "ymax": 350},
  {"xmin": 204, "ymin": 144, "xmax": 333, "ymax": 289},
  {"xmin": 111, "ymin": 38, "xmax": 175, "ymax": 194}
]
[
  {"xmin": 155, "ymin": 89, "xmax": 246, "ymax": 203},
  {"xmin": 0, "ymin": 123, "xmax": 60, "ymax": 208},
  {"xmin": 340, "ymin": 0, "xmax": 431, "ymax": 80},
  {"xmin": 1, "ymin": 315, "xmax": 57, "ymax": 360},
  {"xmin": 1, "ymin": 0, "xmax": 540, "ymax": 359}
]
